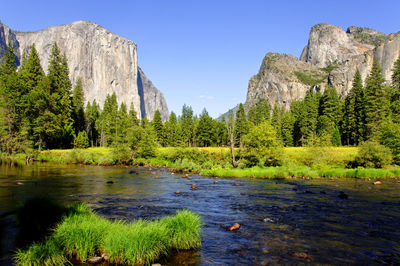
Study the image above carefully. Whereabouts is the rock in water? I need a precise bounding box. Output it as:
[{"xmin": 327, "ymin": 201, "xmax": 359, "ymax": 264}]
[
  {"xmin": 338, "ymin": 191, "xmax": 349, "ymax": 199},
  {"xmin": 0, "ymin": 20, "xmax": 169, "ymax": 121},
  {"xmin": 293, "ymin": 252, "xmax": 310, "ymax": 259},
  {"xmin": 88, "ymin": 256, "xmax": 103, "ymax": 264},
  {"xmin": 223, "ymin": 223, "xmax": 241, "ymax": 231}
]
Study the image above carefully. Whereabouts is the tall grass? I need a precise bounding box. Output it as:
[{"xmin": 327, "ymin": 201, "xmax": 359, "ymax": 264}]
[{"xmin": 14, "ymin": 203, "xmax": 202, "ymax": 266}]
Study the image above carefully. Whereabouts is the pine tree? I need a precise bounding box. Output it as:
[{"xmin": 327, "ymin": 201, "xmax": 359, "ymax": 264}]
[
  {"xmin": 318, "ymin": 86, "xmax": 340, "ymax": 145},
  {"xmin": 99, "ymin": 93, "xmax": 118, "ymax": 145},
  {"xmin": 280, "ymin": 110, "xmax": 295, "ymax": 146},
  {"xmin": 227, "ymin": 110, "xmax": 237, "ymax": 167},
  {"xmin": 19, "ymin": 44, "xmax": 47, "ymax": 150},
  {"xmin": 72, "ymin": 78, "xmax": 85, "ymax": 133},
  {"xmin": 248, "ymin": 99, "xmax": 270, "ymax": 126},
  {"xmin": 85, "ymin": 100, "xmax": 100, "ymax": 146},
  {"xmin": 365, "ymin": 60, "xmax": 389, "ymax": 139},
  {"xmin": 46, "ymin": 43, "xmax": 74, "ymax": 148},
  {"xmin": 298, "ymin": 89, "xmax": 320, "ymax": 145},
  {"xmin": 152, "ymin": 110, "xmax": 165, "ymax": 145},
  {"xmin": 180, "ymin": 104, "xmax": 194, "ymax": 146},
  {"xmin": 196, "ymin": 109, "xmax": 213, "ymax": 147},
  {"xmin": 342, "ymin": 70, "xmax": 365, "ymax": 145},
  {"xmin": 391, "ymin": 56, "xmax": 400, "ymax": 123},
  {"xmin": 0, "ymin": 44, "xmax": 20, "ymax": 153},
  {"xmin": 234, "ymin": 103, "xmax": 249, "ymax": 148},
  {"xmin": 137, "ymin": 125, "xmax": 158, "ymax": 158},
  {"xmin": 271, "ymin": 105, "xmax": 280, "ymax": 128},
  {"xmin": 128, "ymin": 102, "xmax": 139, "ymax": 126},
  {"xmin": 164, "ymin": 112, "xmax": 182, "ymax": 147}
]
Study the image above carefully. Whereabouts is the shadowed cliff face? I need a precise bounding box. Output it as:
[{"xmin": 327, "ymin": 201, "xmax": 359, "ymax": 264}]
[
  {"xmin": 245, "ymin": 23, "xmax": 400, "ymax": 111},
  {"xmin": 0, "ymin": 20, "xmax": 168, "ymax": 121}
]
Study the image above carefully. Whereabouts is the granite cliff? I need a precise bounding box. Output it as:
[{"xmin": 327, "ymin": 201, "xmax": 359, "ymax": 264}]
[
  {"xmin": 245, "ymin": 23, "xmax": 400, "ymax": 111},
  {"xmin": 0, "ymin": 20, "xmax": 168, "ymax": 121}
]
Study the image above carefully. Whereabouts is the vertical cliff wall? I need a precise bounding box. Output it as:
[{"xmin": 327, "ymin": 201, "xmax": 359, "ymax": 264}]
[{"xmin": 0, "ymin": 20, "xmax": 169, "ymax": 120}]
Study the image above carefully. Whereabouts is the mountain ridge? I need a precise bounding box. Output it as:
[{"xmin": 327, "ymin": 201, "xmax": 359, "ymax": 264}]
[{"xmin": 244, "ymin": 23, "xmax": 400, "ymax": 112}]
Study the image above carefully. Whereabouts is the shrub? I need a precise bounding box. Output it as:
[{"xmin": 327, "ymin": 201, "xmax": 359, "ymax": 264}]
[
  {"xmin": 243, "ymin": 121, "xmax": 283, "ymax": 167},
  {"xmin": 111, "ymin": 143, "xmax": 133, "ymax": 164},
  {"xmin": 136, "ymin": 127, "xmax": 158, "ymax": 158},
  {"xmin": 379, "ymin": 120, "xmax": 400, "ymax": 164},
  {"xmin": 352, "ymin": 141, "xmax": 393, "ymax": 168},
  {"xmin": 74, "ymin": 131, "xmax": 89, "ymax": 149}
]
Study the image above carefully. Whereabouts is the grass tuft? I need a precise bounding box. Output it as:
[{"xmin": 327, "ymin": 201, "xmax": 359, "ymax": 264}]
[{"xmin": 14, "ymin": 202, "xmax": 202, "ymax": 266}]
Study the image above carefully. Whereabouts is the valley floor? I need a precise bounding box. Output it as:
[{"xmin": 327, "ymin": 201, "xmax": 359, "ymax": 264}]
[{"xmin": 3, "ymin": 146, "xmax": 400, "ymax": 179}]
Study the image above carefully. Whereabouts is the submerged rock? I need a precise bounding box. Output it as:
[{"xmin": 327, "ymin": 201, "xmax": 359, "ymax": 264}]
[
  {"xmin": 338, "ymin": 191, "xmax": 349, "ymax": 199},
  {"xmin": 293, "ymin": 252, "xmax": 310, "ymax": 259},
  {"xmin": 223, "ymin": 223, "xmax": 241, "ymax": 231},
  {"xmin": 191, "ymin": 184, "xmax": 198, "ymax": 191}
]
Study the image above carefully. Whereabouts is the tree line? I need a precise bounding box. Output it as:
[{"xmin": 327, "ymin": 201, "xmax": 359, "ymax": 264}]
[{"xmin": 1, "ymin": 43, "xmax": 400, "ymax": 163}]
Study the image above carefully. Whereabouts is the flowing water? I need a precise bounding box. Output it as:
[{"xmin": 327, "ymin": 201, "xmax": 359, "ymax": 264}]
[{"xmin": 1, "ymin": 163, "xmax": 400, "ymax": 265}]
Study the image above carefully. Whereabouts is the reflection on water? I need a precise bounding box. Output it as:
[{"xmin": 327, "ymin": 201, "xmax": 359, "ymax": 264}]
[{"xmin": 1, "ymin": 163, "xmax": 400, "ymax": 265}]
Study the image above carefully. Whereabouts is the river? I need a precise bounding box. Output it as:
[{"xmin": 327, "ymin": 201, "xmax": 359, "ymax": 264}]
[{"xmin": 1, "ymin": 163, "xmax": 400, "ymax": 265}]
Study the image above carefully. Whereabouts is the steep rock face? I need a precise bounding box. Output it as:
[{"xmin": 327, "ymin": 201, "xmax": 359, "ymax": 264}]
[
  {"xmin": 0, "ymin": 21, "xmax": 19, "ymax": 62},
  {"xmin": 0, "ymin": 20, "xmax": 168, "ymax": 120},
  {"xmin": 137, "ymin": 67, "xmax": 169, "ymax": 121},
  {"xmin": 246, "ymin": 23, "xmax": 400, "ymax": 110},
  {"xmin": 245, "ymin": 53, "xmax": 326, "ymax": 111}
]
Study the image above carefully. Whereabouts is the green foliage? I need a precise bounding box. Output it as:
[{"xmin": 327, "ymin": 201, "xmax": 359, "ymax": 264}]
[
  {"xmin": 72, "ymin": 78, "xmax": 85, "ymax": 133},
  {"xmin": 364, "ymin": 60, "xmax": 389, "ymax": 139},
  {"xmin": 74, "ymin": 131, "xmax": 89, "ymax": 149},
  {"xmin": 354, "ymin": 32, "xmax": 386, "ymax": 46},
  {"xmin": 196, "ymin": 109, "xmax": 213, "ymax": 147},
  {"xmin": 379, "ymin": 119, "xmax": 400, "ymax": 164},
  {"xmin": 152, "ymin": 110, "xmax": 165, "ymax": 145},
  {"xmin": 234, "ymin": 103, "xmax": 249, "ymax": 148},
  {"xmin": 279, "ymin": 110, "xmax": 294, "ymax": 146},
  {"xmin": 137, "ymin": 126, "xmax": 158, "ymax": 158},
  {"xmin": 164, "ymin": 112, "xmax": 182, "ymax": 147},
  {"xmin": 14, "ymin": 202, "xmax": 202, "ymax": 266},
  {"xmin": 295, "ymin": 70, "xmax": 326, "ymax": 86},
  {"xmin": 352, "ymin": 141, "xmax": 393, "ymax": 168},
  {"xmin": 247, "ymin": 99, "xmax": 270, "ymax": 126},
  {"xmin": 243, "ymin": 120, "xmax": 283, "ymax": 166},
  {"xmin": 391, "ymin": 56, "xmax": 400, "ymax": 123},
  {"xmin": 180, "ymin": 104, "xmax": 194, "ymax": 146}
]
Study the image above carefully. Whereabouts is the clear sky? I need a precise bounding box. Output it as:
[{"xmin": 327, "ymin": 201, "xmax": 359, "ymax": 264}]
[{"xmin": 1, "ymin": 0, "xmax": 399, "ymax": 118}]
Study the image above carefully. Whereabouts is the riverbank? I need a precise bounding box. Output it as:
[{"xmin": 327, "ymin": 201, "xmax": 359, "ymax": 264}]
[
  {"xmin": 2, "ymin": 146, "xmax": 400, "ymax": 179},
  {"xmin": 14, "ymin": 200, "xmax": 201, "ymax": 265}
]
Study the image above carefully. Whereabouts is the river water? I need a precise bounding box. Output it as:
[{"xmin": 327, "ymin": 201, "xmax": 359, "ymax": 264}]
[{"xmin": 1, "ymin": 163, "xmax": 400, "ymax": 265}]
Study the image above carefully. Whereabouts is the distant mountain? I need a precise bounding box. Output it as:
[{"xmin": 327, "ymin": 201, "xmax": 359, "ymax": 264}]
[
  {"xmin": 0, "ymin": 20, "xmax": 169, "ymax": 121},
  {"xmin": 245, "ymin": 23, "xmax": 400, "ymax": 111},
  {"xmin": 217, "ymin": 104, "xmax": 239, "ymax": 121}
]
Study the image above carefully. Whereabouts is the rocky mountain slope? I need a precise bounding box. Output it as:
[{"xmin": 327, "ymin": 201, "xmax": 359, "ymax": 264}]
[
  {"xmin": 245, "ymin": 23, "xmax": 400, "ymax": 111},
  {"xmin": 0, "ymin": 20, "xmax": 168, "ymax": 121}
]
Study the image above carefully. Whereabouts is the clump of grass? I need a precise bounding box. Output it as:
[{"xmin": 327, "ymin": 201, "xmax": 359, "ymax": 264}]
[
  {"xmin": 161, "ymin": 209, "xmax": 202, "ymax": 250},
  {"xmin": 14, "ymin": 203, "xmax": 202, "ymax": 266},
  {"xmin": 14, "ymin": 238, "xmax": 68, "ymax": 266},
  {"xmin": 53, "ymin": 211, "xmax": 110, "ymax": 262},
  {"xmin": 104, "ymin": 220, "xmax": 169, "ymax": 265}
]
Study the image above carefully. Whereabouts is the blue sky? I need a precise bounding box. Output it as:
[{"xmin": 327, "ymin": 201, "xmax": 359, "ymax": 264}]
[{"xmin": 1, "ymin": 0, "xmax": 399, "ymax": 117}]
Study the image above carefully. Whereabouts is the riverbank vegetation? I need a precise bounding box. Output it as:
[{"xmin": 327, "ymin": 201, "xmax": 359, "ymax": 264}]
[
  {"xmin": 14, "ymin": 200, "xmax": 201, "ymax": 265},
  {"xmin": 1, "ymin": 43, "xmax": 400, "ymax": 178}
]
